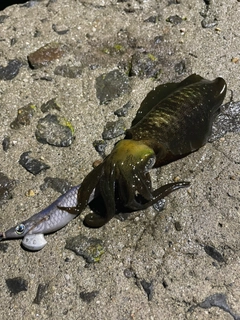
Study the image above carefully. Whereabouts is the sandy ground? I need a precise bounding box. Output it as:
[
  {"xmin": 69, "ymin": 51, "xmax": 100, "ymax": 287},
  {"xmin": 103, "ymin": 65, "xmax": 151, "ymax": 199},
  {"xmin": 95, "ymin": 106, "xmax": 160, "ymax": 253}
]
[{"xmin": 0, "ymin": 0, "xmax": 239, "ymax": 319}]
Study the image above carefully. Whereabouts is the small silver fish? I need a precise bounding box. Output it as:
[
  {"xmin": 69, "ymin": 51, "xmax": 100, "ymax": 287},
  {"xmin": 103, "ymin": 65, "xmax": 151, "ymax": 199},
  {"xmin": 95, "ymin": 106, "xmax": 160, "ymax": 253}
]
[{"xmin": 0, "ymin": 185, "xmax": 96, "ymax": 251}]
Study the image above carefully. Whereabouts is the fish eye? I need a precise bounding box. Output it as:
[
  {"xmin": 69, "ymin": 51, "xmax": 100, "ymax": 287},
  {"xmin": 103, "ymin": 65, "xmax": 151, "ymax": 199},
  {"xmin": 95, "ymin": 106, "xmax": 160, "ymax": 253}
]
[{"xmin": 15, "ymin": 224, "xmax": 25, "ymax": 235}]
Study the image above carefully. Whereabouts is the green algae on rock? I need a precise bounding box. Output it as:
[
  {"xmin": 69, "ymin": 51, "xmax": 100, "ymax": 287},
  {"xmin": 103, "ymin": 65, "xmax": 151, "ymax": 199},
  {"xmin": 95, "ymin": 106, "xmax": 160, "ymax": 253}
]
[
  {"xmin": 10, "ymin": 103, "xmax": 36, "ymax": 130},
  {"xmin": 35, "ymin": 114, "xmax": 75, "ymax": 147},
  {"xmin": 129, "ymin": 52, "xmax": 162, "ymax": 79},
  {"xmin": 65, "ymin": 235, "xmax": 104, "ymax": 263}
]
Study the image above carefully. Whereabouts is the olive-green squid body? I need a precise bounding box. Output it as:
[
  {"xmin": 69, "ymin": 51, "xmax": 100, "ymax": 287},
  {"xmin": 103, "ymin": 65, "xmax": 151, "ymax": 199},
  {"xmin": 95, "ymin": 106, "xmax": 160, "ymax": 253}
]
[{"xmin": 60, "ymin": 74, "xmax": 227, "ymax": 227}]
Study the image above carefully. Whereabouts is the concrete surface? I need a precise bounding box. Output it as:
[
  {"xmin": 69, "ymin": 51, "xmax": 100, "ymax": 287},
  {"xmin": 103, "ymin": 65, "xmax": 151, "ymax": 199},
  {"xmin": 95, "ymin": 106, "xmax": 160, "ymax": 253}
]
[{"xmin": 0, "ymin": 0, "xmax": 239, "ymax": 319}]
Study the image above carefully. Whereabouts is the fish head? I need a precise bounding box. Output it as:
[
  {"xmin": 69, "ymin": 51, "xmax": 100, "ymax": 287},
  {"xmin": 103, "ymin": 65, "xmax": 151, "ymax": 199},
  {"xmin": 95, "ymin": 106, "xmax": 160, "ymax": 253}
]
[
  {"xmin": 0, "ymin": 216, "xmax": 39, "ymax": 241},
  {"xmin": 0, "ymin": 221, "xmax": 48, "ymax": 251}
]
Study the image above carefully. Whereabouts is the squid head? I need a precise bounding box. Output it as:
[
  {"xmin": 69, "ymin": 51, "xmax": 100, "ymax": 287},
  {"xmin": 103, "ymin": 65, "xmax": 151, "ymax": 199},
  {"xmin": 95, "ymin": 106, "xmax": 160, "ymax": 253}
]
[{"xmin": 61, "ymin": 139, "xmax": 188, "ymax": 227}]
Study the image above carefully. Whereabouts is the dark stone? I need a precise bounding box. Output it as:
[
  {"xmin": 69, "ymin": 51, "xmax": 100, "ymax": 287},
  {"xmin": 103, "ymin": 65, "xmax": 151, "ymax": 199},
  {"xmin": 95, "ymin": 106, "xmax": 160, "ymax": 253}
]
[
  {"xmin": 124, "ymin": 268, "xmax": 136, "ymax": 278},
  {"xmin": 93, "ymin": 140, "xmax": 107, "ymax": 158},
  {"xmin": 114, "ymin": 101, "xmax": 132, "ymax": 117},
  {"xmin": 52, "ymin": 24, "xmax": 69, "ymax": 35},
  {"xmin": 209, "ymin": 101, "xmax": 240, "ymax": 142},
  {"xmin": 0, "ymin": 172, "xmax": 16, "ymax": 201},
  {"xmin": 200, "ymin": 2, "xmax": 218, "ymax": 28},
  {"xmin": 40, "ymin": 177, "xmax": 72, "ymax": 194},
  {"xmin": 33, "ymin": 283, "xmax": 49, "ymax": 304},
  {"xmin": 174, "ymin": 221, "xmax": 182, "ymax": 231},
  {"xmin": 10, "ymin": 103, "xmax": 36, "ymax": 130},
  {"xmin": 124, "ymin": 6, "xmax": 135, "ymax": 14},
  {"xmin": 95, "ymin": 69, "xmax": 130, "ymax": 105},
  {"xmin": 39, "ymin": 76, "xmax": 53, "ymax": 81},
  {"xmin": 41, "ymin": 98, "xmax": 61, "ymax": 113},
  {"xmin": 54, "ymin": 65, "xmax": 82, "ymax": 78},
  {"xmin": 34, "ymin": 29, "xmax": 41, "ymax": 38},
  {"xmin": 2, "ymin": 136, "xmax": 10, "ymax": 152},
  {"xmin": 65, "ymin": 235, "xmax": 104, "ymax": 263},
  {"xmin": 0, "ymin": 15, "xmax": 9, "ymax": 23},
  {"xmin": 11, "ymin": 38, "xmax": 17, "ymax": 46},
  {"xmin": 144, "ymin": 15, "xmax": 161, "ymax": 23},
  {"xmin": 166, "ymin": 15, "xmax": 183, "ymax": 25},
  {"xmin": 140, "ymin": 280, "xmax": 153, "ymax": 301},
  {"xmin": 201, "ymin": 16, "xmax": 218, "ymax": 28},
  {"xmin": 6, "ymin": 277, "xmax": 28, "ymax": 295},
  {"xmin": 102, "ymin": 119, "xmax": 126, "ymax": 140},
  {"xmin": 198, "ymin": 292, "xmax": 240, "ymax": 319},
  {"xmin": 129, "ymin": 52, "xmax": 161, "ymax": 79},
  {"xmin": 204, "ymin": 245, "xmax": 225, "ymax": 263},
  {"xmin": 79, "ymin": 290, "xmax": 99, "ymax": 303},
  {"xmin": 27, "ymin": 42, "xmax": 67, "ymax": 69},
  {"xmin": 199, "ymin": 293, "xmax": 228, "ymax": 310},
  {"xmin": 0, "ymin": 243, "xmax": 9, "ymax": 252},
  {"xmin": 154, "ymin": 35, "xmax": 164, "ymax": 44},
  {"xmin": 35, "ymin": 114, "xmax": 74, "ymax": 147},
  {"xmin": 168, "ymin": 0, "xmax": 181, "ymax": 4},
  {"xmin": 0, "ymin": 59, "xmax": 22, "ymax": 80},
  {"xmin": 19, "ymin": 151, "xmax": 50, "ymax": 175},
  {"xmin": 174, "ymin": 60, "xmax": 186, "ymax": 75}
]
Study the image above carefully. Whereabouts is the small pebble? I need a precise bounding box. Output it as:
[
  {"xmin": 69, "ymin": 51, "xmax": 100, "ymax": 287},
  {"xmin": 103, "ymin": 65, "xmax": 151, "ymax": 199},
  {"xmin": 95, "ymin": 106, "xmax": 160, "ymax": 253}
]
[
  {"xmin": 19, "ymin": 151, "xmax": 50, "ymax": 175},
  {"xmin": 28, "ymin": 42, "xmax": 67, "ymax": 69},
  {"xmin": 2, "ymin": 136, "xmax": 10, "ymax": 152},
  {"xmin": 6, "ymin": 277, "xmax": 28, "ymax": 295},
  {"xmin": 102, "ymin": 119, "xmax": 126, "ymax": 140},
  {"xmin": 0, "ymin": 59, "xmax": 22, "ymax": 80},
  {"xmin": 65, "ymin": 235, "xmax": 104, "ymax": 263},
  {"xmin": 35, "ymin": 114, "xmax": 74, "ymax": 147}
]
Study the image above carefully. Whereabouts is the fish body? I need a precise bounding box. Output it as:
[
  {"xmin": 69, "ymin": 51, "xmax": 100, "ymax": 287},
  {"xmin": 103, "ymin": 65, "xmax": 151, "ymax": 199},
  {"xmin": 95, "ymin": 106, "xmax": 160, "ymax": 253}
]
[{"xmin": 0, "ymin": 185, "xmax": 96, "ymax": 250}]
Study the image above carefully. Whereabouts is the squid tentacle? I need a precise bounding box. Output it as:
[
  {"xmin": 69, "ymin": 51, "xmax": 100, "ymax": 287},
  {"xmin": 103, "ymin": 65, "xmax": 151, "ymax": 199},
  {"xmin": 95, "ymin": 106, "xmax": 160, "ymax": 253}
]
[
  {"xmin": 137, "ymin": 181, "xmax": 190, "ymax": 210},
  {"xmin": 58, "ymin": 162, "xmax": 103, "ymax": 215}
]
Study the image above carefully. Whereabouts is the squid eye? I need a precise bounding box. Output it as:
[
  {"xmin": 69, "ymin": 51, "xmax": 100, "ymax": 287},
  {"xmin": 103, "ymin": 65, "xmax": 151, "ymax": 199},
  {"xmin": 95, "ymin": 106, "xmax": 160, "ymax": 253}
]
[
  {"xmin": 145, "ymin": 156, "xmax": 156, "ymax": 172},
  {"xmin": 15, "ymin": 224, "xmax": 25, "ymax": 235}
]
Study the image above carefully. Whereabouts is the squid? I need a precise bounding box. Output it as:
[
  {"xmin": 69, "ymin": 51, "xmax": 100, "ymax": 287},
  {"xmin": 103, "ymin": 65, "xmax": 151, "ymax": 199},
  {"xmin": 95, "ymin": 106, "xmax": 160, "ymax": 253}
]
[{"xmin": 60, "ymin": 74, "xmax": 227, "ymax": 228}]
